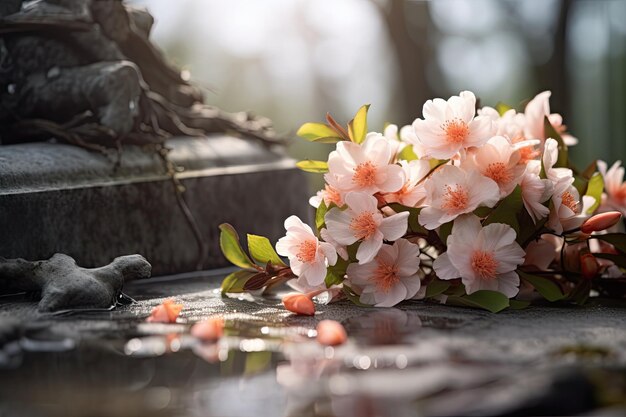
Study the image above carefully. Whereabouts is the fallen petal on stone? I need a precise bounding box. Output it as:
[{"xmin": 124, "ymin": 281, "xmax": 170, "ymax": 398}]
[
  {"xmin": 191, "ymin": 318, "xmax": 224, "ymax": 341},
  {"xmin": 147, "ymin": 299, "xmax": 183, "ymax": 323},
  {"xmin": 282, "ymin": 294, "xmax": 316, "ymax": 316},
  {"xmin": 316, "ymin": 320, "xmax": 347, "ymax": 346}
]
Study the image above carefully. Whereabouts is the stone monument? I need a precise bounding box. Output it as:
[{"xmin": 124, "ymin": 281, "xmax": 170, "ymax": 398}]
[{"xmin": 0, "ymin": 0, "xmax": 310, "ymax": 276}]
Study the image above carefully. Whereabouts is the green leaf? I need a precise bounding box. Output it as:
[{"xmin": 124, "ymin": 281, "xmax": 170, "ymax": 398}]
[
  {"xmin": 447, "ymin": 290, "xmax": 510, "ymax": 313},
  {"xmin": 584, "ymin": 173, "xmax": 603, "ymax": 214},
  {"xmin": 573, "ymin": 175, "xmax": 588, "ymax": 197},
  {"xmin": 219, "ymin": 223, "xmax": 256, "ymax": 269},
  {"xmin": 397, "ymin": 145, "xmax": 418, "ymax": 161},
  {"xmin": 429, "ymin": 158, "xmax": 448, "ymax": 170},
  {"xmin": 508, "ymin": 299, "xmax": 531, "ymax": 310},
  {"xmin": 566, "ymin": 279, "xmax": 592, "ymax": 305},
  {"xmin": 296, "ymin": 122, "xmax": 343, "ymax": 143},
  {"xmin": 518, "ymin": 270, "xmax": 565, "ymax": 302},
  {"xmin": 348, "ymin": 104, "xmax": 370, "ymax": 144},
  {"xmin": 388, "ymin": 203, "xmax": 427, "ymax": 235},
  {"xmin": 592, "ymin": 234, "xmax": 626, "ymax": 254},
  {"xmin": 342, "ymin": 285, "xmax": 371, "ymax": 307},
  {"xmin": 595, "ymin": 253, "xmax": 626, "ymax": 268},
  {"xmin": 221, "ymin": 269, "xmax": 258, "ymax": 294},
  {"xmin": 581, "ymin": 160, "xmax": 597, "ymax": 180},
  {"xmin": 473, "ymin": 206, "xmax": 492, "ymax": 218},
  {"xmin": 495, "ymin": 102, "xmax": 513, "ymax": 116},
  {"xmin": 544, "ymin": 116, "xmax": 568, "ymax": 168},
  {"xmin": 296, "ymin": 160, "xmax": 328, "ymax": 173},
  {"xmin": 438, "ymin": 221, "xmax": 453, "ymax": 245},
  {"xmin": 346, "ymin": 242, "xmax": 360, "ymax": 262},
  {"xmin": 425, "ymin": 279, "xmax": 450, "ymax": 298},
  {"xmin": 325, "ymin": 258, "xmax": 348, "ymax": 288},
  {"xmin": 517, "ymin": 209, "xmax": 548, "ymax": 247},
  {"xmin": 247, "ymin": 234, "xmax": 286, "ymax": 267},
  {"xmin": 315, "ymin": 200, "xmax": 329, "ymax": 231},
  {"xmin": 483, "ymin": 185, "xmax": 523, "ymax": 235}
]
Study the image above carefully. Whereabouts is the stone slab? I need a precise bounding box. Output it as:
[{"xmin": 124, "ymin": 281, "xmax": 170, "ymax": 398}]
[
  {"xmin": 0, "ymin": 136, "xmax": 311, "ymax": 275},
  {"xmin": 0, "ymin": 273, "xmax": 624, "ymax": 417}
]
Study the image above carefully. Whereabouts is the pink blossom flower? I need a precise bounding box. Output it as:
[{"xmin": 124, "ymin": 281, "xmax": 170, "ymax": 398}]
[
  {"xmin": 524, "ymin": 91, "xmax": 578, "ymax": 146},
  {"xmin": 382, "ymin": 159, "xmax": 431, "ymax": 207},
  {"xmin": 520, "ymin": 160, "xmax": 553, "ymax": 223},
  {"xmin": 547, "ymin": 180, "xmax": 596, "ymax": 234},
  {"xmin": 418, "ymin": 165, "xmax": 500, "ymax": 230},
  {"xmin": 309, "ymin": 173, "xmax": 345, "ymax": 208},
  {"xmin": 325, "ymin": 192, "xmax": 409, "ymax": 264},
  {"xmin": 597, "ymin": 160, "xmax": 626, "ymax": 216},
  {"xmin": 320, "ymin": 227, "xmax": 349, "ymax": 261},
  {"xmin": 465, "ymin": 136, "xmax": 526, "ymax": 197},
  {"xmin": 479, "ymin": 106, "xmax": 527, "ymax": 141},
  {"xmin": 412, "ymin": 91, "xmax": 494, "ymax": 159},
  {"xmin": 542, "ymin": 138, "xmax": 574, "ymax": 184},
  {"xmin": 346, "ymin": 239, "xmax": 421, "ymax": 307},
  {"xmin": 276, "ymin": 216, "xmax": 338, "ymax": 287},
  {"xmin": 327, "ymin": 133, "xmax": 405, "ymax": 194},
  {"xmin": 433, "ymin": 215, "xmax": 525, "ymax": 298},
  {"xmin": 523, "ymin": 236, "xmax": 558, "ymax": 270}
]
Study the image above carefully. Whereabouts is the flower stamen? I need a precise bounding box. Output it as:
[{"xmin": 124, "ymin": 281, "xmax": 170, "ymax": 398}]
[
  {"xmin": 441, "ymin": 184, "xmax": 469, "ymax": 214},
  {"xmin": 350, "ymin": 212, "xmax": 377, "ymax": 240},
  {"xmin": 561, "ymin": 191, "xmax": 578, "ymax": 212},
  {"xmin": 442, "ymin": 118, "xmax": 470, "ymax": 144},
  {"xmin": 353, "ymin": 162, "xmax": 378, "ymax": 187},
  {"xmin": 296, "ymin": 240, "xmax": 318, "ymax": 263},
  {"xmin": 374, "ymin": 261, "xmax": 399, "ymax": 293},
  {"xmin": 470, "ymin": 250, "xmax": 498, "ymax": 279},
  {"xmin": 484, "ymin": 162, "xmax": 512, "ymax": 186}
]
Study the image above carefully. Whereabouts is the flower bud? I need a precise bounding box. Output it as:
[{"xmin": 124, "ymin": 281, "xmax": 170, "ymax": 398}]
[
  {"xmin": 316, "ymin": 320, "xmax": 347, "ymax": 346},
  {"xmin": 191, "ymin": 318, "xmax": 224, "ymax": 341},
  {"xmin": 581, "ymin": 211, "xmax": 622, "ymax": 234},
  {"xmin": 282, "ymin": 293, "xmax": 316, "ymax": 316},
  {"xmin": 580, "ymin": 253, "xmax": 599, "ymax": 280}
]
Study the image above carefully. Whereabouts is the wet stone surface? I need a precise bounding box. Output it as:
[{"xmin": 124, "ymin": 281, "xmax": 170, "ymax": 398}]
[{"xmin": 0, "ymin": 271, "xmax": 625, "ymax": 417}]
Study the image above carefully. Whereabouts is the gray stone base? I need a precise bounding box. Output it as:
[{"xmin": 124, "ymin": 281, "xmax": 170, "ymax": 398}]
[{"xmin": 0, "ymin": 136, "xmax": 311, "ymax": 276}]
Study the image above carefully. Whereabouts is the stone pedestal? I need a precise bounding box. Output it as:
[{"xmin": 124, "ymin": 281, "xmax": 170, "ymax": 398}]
[{"xmin": 0, "ymin": 136, "xmax": 311, "ymax": 276}]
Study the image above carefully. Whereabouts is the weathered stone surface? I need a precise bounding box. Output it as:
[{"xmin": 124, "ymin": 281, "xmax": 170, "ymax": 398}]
[
  {"xmin": 0, "ymin": 253, "xmax": 151, "ymax": 311},
  {"xmin": 0, "ymin": 135, "xmax": 311, "ymax": 276},
  {"xmin": 0, "ymin": 273, "xmax": 624, "ymax": 416}
]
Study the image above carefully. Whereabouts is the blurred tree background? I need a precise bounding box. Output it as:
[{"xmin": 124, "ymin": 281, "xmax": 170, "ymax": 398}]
[{"xmin": 132, "ymin": 0, "xmax": 626, "ymax": 189}]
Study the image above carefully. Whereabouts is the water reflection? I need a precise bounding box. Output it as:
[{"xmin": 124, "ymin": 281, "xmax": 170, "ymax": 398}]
[{"xmin": 0, "ymin": 290, "xmax": 623, "ymax": 417}]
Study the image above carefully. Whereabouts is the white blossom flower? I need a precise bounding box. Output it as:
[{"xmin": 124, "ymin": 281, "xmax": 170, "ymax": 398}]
[
  {"xmin": 433, "ymin": 215, "xmax": 525, "ymax": 298},
  {"xmin": 418, "ymin": 165, "xmax": 500, "ymax": 230},
  {"xmin": 327, "ymin": 134, "xmax": 405, "ymax": 194},
  {"xmin": 524, "ymin": 91, "xmax": 578, "ymax": 146},
  {"xmin": 479, "ymin": 106, "xmax": 526, "ymax": 141},
  {"xmin": 309, "ymin": 173, "xmax": 345, "ymax": 208},
  {"xmin": 276, "ymin": 216, "xmax": 337, "ymax": 287},
  {"xmin": 412, "ymin": 91, "xmax": 494, "ymax": 159},
  {"xmin": 520, "ymin": 160, "xmax": 552, "ymax": 223},
  {"xmin": 464, "ymin": 136, "xmax": 526, "ymax": 197},
  {"xmin": 346, "ymin": 239, "xmax": 421, "ymax": 307},
  {"xmin": 542, "ymin": 138, "xmax": 574, "ymax": 184},
  {"xmin": 547, "ymin": 180, "xmax": 595, "ymax": 234},
  {"xmin": 325, "ymin": 192, "xmax": 409, "ymax": 264},
  {"xmin": 382, "ymin": 159, "xmax": 431, "ymax": 207},
  {"xmin": 597, "ymin": 160, "xmax": 626, "ymax": 216},
  {"xmin": 320, "ymin": 227, "xmax": 348, "ymax": 261}
]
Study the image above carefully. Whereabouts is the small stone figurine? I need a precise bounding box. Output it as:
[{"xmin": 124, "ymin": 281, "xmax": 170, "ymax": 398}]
[{"xmin": 0, "ymin": 253, "xmax": 151, "ymax": 312}]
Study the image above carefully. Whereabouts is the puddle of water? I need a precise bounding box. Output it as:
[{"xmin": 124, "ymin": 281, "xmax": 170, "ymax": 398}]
[{"xmin": 0, "ymin": 275, "xmax": 623, "ymax": 417}]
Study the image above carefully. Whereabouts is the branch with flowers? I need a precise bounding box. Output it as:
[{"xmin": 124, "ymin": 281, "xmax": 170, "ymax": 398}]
[{"xmin": 219, "ymin": 91, "xmax": 626, "ymax": 313}]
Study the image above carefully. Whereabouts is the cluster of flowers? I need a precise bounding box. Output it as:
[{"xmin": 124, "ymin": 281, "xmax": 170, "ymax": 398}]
[{"xmin": 220, "ymin": 91, "xmax": 626, "ymax": 312}]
